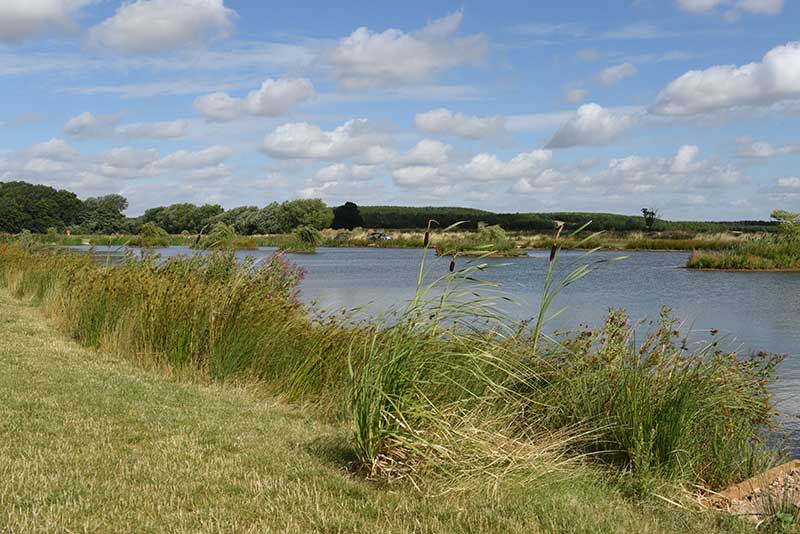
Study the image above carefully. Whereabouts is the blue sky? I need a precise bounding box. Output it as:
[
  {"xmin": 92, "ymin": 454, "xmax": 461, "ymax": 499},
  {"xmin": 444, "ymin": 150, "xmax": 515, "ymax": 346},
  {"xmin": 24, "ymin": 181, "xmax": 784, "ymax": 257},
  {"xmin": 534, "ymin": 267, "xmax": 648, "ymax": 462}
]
[{"xmin": 0, "ymin": 0, "xmax": 798, "ymax": 219}]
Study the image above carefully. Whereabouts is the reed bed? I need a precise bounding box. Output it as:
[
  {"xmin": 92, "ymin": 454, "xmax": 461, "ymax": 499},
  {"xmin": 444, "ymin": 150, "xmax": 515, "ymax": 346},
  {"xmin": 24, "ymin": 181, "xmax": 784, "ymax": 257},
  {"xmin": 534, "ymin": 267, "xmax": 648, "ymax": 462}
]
[
  {"xmin": 687, "ymin": 239, "xmax": 800, "ymax": 270},
  {"xmin": 0, "ymin": 229, "xmax": 785, "ymax": 494}
]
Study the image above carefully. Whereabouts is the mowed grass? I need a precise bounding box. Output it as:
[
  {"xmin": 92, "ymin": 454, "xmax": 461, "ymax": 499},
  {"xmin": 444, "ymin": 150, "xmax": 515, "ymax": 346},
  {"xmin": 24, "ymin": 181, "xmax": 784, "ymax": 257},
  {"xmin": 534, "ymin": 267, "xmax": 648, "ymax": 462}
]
[{"xmin": 0, "ymin": 290, "xmax": 754, "ymax": 533}]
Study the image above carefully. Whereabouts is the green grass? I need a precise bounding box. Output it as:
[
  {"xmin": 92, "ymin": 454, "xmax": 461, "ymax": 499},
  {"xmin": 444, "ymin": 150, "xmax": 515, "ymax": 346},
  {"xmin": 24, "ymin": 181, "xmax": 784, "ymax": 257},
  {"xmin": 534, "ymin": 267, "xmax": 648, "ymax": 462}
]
[
  {"xmin": 0, "ymin": 289, "xmax": 755, "ymax": 533},
  {"xmin": 687, "ymin": 239, "xmax": 800, "ymax": 270}
]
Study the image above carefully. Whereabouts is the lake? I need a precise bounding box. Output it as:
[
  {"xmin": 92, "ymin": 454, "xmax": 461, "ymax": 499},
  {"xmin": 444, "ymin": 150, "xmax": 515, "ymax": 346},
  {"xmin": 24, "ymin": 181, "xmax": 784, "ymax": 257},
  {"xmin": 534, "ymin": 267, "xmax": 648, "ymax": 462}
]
[{"xmin": 68, "ymin": 245, "xmax": 800, "ymax": 452}]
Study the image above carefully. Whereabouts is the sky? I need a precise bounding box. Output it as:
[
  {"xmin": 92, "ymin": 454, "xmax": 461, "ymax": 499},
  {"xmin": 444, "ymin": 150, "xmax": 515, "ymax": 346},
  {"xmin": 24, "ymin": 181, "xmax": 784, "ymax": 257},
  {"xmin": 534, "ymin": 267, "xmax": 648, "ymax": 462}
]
[{"xmin": 0, "ymin": 0, "xmax": 798, "ymax": 219}]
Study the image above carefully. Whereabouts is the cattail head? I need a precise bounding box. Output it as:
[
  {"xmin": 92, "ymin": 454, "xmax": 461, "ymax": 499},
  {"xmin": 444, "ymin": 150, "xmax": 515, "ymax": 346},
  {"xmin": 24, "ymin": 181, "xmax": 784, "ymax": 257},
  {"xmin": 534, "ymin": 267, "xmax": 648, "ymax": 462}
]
[
  {"xmin": 449, "ymin": 257, "xmax": 456, "ymax": 272},
  {"xmin": 424, "ymin": 219, "xmax": 439, "ymax": 248}
]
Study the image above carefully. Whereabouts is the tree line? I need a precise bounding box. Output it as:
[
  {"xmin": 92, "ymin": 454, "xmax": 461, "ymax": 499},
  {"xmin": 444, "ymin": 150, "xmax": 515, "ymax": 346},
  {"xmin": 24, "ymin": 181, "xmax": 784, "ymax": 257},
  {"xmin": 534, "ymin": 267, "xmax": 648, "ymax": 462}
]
[{"xmin": 0, "ymin": 180, "xmax": 777, "ymax": 235}]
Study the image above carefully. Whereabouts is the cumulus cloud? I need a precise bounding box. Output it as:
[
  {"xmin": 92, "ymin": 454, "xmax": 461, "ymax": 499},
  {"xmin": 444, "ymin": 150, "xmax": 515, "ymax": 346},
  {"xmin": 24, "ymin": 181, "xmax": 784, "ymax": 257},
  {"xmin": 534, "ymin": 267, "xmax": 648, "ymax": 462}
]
[
  {"xmin": 263, "ymin": 119, "xmax": 393, "ymax": 163},
  {"xmin": 737, "ymin": 138, "xmax": 800, "ymax": 158},
  {"xmin": 155, "ymin": 145, "xmax": 233, "ymax": 170},
  {"xmin": 1, "ymin": 139, "xmax": 235, "ymax": 202},
  {"xmin": 394, "ymin": 139, "xmax": 452, "ymax": 167},
  {"xmin": 598, "ymin": 63, "xmax": 638, "ymax": 85},
  {"xmin": 546, "ymin": 103, "xmax": 637, "ymax": 149},
  {"xmin": 0, "ymin": 0, "xmax": 92, "ymax": 42},
  {"xmin": 414, "ymin": 108, "xmax": 504, "ymax": 139},
  {"xmin": 194, "ymin": 78, "xmax": 315, "ymax": 122},
  {"xmin": 597, "ymin": 145, "xmax": 740, "ymax": 192},
  {"xmin": 651, "ymin": 41, "xmax": 800, "ymax": 116},
  {"xmin": 64, "ymin": 113, "xmax": 189, "ymax": 139},
  {"xmin": 88, "ymin": 0, "xmax": 237, "ymax": 53},
  {"xmin": 456, "ymin": 149, "xmax": 553, "ymax": 182},
  {"xmin": 330, "ymin": 10, "xmax": 487, "ymax": 88},
  {"xmin": 315, "ymin": 163, "xmax": 376, "ymax": 182},
  {"xmin": 63, "ymin": 112, "xmax": 123, "ymax": 138},
  {"xmin": 28, "ymin": 138, "xmax": 79, "ymax": 161}
]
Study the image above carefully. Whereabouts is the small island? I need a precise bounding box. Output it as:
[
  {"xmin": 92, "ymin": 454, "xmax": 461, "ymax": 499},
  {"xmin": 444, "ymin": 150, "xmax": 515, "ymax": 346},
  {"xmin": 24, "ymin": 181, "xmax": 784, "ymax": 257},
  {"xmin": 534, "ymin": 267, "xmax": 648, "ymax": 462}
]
[{"xmin": 687, "ymin": 210, "xmax": 800, "ymax": 271}]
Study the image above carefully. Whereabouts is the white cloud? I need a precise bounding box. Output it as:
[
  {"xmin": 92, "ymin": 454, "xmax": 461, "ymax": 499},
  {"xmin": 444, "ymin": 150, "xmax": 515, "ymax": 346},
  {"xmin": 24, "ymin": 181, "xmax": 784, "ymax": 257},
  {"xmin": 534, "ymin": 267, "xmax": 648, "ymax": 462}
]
[
  {"xmin": 0, "ymin": 0, "xmax": 92, "ymax": 42},
  {"xmin": 565, "ymin": 88, "xmax": 589, "ymax": 103},
  {"xmin": 597, "ymin": 145, "xmax": 740, "ymax": 192},
  {"xmin": 315, "ymin": 163, "xmax": 375, "ymax": 183},
  {"xmin": 63, "ymin": 112, "xmax": 123, "ymax": 138},
  {"xmin": 193, "ymin": 92, "xmax": 241, "ymax": 122},
  {"xmin": 652, "ymin": 41, "xmax": 800, "ymax": 116},
  {"xmin": 99, "ymin": 147, "xmax": 160, "ymax": 170},
  {"xmin": 414, "ymin": 108, "xmax": 504, "ymax": 139},
  {"xmin": 116, "ymin": 120, "xmax": 189, "ymax": 139},
  {"xmin": 737, "ymin": 138, "xmax": 800, "ymax": 158},
  {"xmin": 676, "ymin": 0, "xmax": 783, "ymax": 16},
  {"xmin": 155, "ymin": 145, "xmax": 233, "ymax": 170},
  {"xmin": 546, "ymin": 103, "xmax": 637, "ymax": 149},
  {"xmin": 262, "ymin": 119, "xmax": 393, "ymax": 163},
  {"xmin": 330, "ymin": 10, "xmax": 487, "ymax": 88},
  {"xmin": 598, "ymin": 63, "xmax": 638, "ymax": 85},
  {"xmin": 28, "ymin": 138, "xmax": 79, "ymax": 161},
  {"xmin": 392, "ymin": 166, "xmax": 445, "ymax": 187},
  {"xmin": 394, "ymin": 139, "xmax": 452, "ymax": 167},
  {"xmin": 777, "ymin": 177, "xmax": 800, "ymax": 189},
  {"xmin": 456, "ymin": 149, "xmax": 552, "ymax": 182},
  {"xmin": 676, "ymin": 0, "xmax": 724, "ymax": 13},
  {"xmin": 64, "ymin": 113, "xmax": 189, "ymax": 139},
  {"xmin": 194, "ymin": 78, "xmax": 315, "ymax": 122},
  {"xmin": 88, "ymin": 0, "xmax": 237, "ymax": 53}
]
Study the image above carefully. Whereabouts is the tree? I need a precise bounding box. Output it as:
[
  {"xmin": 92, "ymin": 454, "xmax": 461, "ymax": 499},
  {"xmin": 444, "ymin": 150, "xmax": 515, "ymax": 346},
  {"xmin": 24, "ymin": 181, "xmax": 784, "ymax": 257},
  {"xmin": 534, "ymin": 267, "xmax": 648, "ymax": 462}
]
[
  {"xmin": 255, "ymin": 199, "xmax": 333, "ymax": 233},
  {"xmin": 81, "ymin": 194, "xmax": 129, "ymax": 233},
  {"xmin": 641, "ymin": 208, "xmax": 659, "ymax": 231},
  {"xmin": 0, "ymin": 181, "xmax": 83, "ymax": 233},
  {"xmin": 771, "ymin": 209, "xmax": 800, "ymax": 241},
  {"xmin": 143, "ymin": 203, "xmax": 223, "ymax": 233},
  {"xmin": 294, "ymin": 225, "xmax": 322, "ymax": 246},
  {"xmin": 332, "ymin": 201, "xmax": 364, "ymax": 230}
]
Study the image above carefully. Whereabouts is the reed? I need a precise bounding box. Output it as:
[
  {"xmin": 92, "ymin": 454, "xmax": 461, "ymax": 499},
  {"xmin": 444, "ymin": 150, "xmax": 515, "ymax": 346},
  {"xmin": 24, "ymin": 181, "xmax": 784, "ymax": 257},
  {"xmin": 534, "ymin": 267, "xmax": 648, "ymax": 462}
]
[
  {"xmin": 0, "ymin": 227, "xmax": 785, "ymax": 494},
  {"xmin": 687, "ymin": 239, "xmax": 800, "ymax": 270}
]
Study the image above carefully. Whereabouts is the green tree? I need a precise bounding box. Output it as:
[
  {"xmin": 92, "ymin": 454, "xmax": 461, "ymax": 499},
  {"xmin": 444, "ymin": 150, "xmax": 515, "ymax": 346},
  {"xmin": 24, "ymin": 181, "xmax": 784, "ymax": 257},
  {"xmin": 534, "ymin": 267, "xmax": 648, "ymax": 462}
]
[
  {"xmin": 0, "ymin": 181, "xmax": 83, "ymax": 233},
  {"xmin": 294, "ymin": 225, "xmax": 322, "ymax": 246},
  {"xmin": 81, "ymin": 194, "xmax": 129, "ymax": 233},
  {"xmin": 641, "ymin": 208, "xmax": 658, "ymax": 231},
  {"xmin": 771, "ymin": 209, "xmax": 800, "ymax": 241},
  {"xmin": 332, "ymin": 201, "xmax": 364, "ymax": 230},
  {"xmin": 143, "ymin": 203, "xmax": 223, "ymax": 233}
]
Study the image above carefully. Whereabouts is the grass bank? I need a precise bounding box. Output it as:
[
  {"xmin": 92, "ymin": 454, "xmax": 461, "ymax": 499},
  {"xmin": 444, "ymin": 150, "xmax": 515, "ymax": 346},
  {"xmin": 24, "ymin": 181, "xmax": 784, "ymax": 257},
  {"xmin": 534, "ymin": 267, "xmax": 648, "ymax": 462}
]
[
  {"xmin": 0, "ymin": 288, "xmax": 758, "ymax": 533},
  {"xmin": 0, "ymin": 238, "xmax": 790, "ymax": 531},
  {"xmin": 687, "ymin": 240, "xmax": 800, "ymax": 271}
]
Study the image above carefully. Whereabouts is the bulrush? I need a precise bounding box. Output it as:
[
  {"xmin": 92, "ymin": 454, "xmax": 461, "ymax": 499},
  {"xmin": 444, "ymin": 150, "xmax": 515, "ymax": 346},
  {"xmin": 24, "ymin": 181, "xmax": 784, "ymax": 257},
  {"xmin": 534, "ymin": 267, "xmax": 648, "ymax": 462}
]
[
  {"xmin": 549, "ymin": 221, "xmax": 565, "ymax": 262},
  {"xmin": 423, "ymin": 219, "xmax": 439, "ymax": 248}
]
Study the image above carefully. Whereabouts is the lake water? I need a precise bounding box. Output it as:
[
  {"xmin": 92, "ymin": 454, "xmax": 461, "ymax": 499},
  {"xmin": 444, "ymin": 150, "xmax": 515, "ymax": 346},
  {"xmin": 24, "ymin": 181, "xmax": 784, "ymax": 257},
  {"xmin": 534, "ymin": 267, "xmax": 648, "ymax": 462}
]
[{"xmin": 67, "ymin": 245, "xmax": 800, "ymax": 453}]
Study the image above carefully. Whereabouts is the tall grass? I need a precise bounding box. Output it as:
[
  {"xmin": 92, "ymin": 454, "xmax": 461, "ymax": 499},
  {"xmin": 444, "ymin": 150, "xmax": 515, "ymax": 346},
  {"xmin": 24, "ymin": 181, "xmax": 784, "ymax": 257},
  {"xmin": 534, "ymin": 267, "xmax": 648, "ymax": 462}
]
[
  {"xmin": 0, "ymin": 229, "xmax": 785, "ymax": 494},
  {"xmin": 687, "ymin": 238, "xmax": 800, "ymax": 270}
]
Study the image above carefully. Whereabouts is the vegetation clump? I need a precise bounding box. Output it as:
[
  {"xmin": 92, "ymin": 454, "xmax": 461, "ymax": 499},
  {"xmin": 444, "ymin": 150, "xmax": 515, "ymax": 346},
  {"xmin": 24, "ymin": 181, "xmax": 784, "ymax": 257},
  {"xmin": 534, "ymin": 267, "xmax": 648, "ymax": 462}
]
[
  {"xmin": 0, "ymin": 226, "xmax": 784, "ymax": 503},
  {"xmin": 687, "ymin": 210, "xmax": 800, "ymax": 271},
  {"xmin": 192, "ymin": 222, "xmax": 258, "ymax": 250}
]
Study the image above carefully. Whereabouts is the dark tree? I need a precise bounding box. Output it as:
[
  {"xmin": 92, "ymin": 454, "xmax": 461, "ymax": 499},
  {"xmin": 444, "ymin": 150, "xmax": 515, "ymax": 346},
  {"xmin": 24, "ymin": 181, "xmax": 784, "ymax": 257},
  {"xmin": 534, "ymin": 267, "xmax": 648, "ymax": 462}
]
[
  {"xmin": 332, "ymin": 201, "xmax": 364, "ymax": 230},
  {"xmin": 80, "ymin": 194, "xmax": 129, "ymax": 233},
  {"xmin": 0, "ymin": 181, "xmax": 83, "ymax": 233},
  {"xmin": 641, "ymin": 208, "xmax": 658, "ymax": 231}
]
